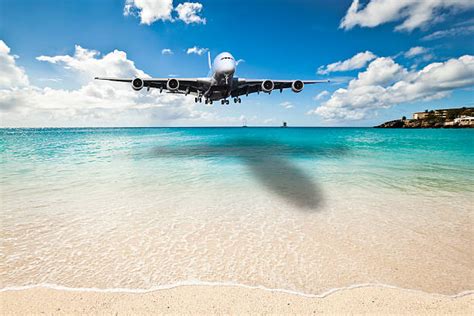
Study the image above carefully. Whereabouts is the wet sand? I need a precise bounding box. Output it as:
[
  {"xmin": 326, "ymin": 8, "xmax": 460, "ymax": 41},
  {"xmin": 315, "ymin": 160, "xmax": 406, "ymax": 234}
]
[{"xmin": 1, "ymin": 285, "xmax": 472, "ymax": 315}]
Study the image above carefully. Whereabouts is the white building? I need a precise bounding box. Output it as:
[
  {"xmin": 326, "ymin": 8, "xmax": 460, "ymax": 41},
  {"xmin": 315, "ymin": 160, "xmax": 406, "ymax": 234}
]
[{"xmin": 454, "ymin": 116, "xmax": 474, "ymax": 126}]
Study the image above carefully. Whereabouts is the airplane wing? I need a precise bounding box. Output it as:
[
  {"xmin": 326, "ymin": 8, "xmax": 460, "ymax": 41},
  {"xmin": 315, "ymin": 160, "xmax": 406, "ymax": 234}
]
[
  {"xmin": 231, "ymin": 79, "xmax": 329, "ymax": 97},
  {"xmin": 94, "ymin": 77, "xmax": 211, "ymax": 96}
]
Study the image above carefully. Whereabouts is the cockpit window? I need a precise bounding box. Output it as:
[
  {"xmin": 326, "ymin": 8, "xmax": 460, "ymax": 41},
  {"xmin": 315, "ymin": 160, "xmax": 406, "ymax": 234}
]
[{"xmin": 220, "ymin": 56, "xmax": 233, "ymax": 60}]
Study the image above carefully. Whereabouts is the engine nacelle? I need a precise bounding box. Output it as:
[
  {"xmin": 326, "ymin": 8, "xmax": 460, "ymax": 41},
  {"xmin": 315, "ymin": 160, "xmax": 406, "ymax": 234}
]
[
  {"xmin": 167, "ymin": 78, "xmax": 180, "ymax": 91},
  {"xmin": 291, "ymin": 80, "xmax": 304, "ymax": 93},
  {"xmin": 261, "ymin": 80, "xmax": 274, "ymax": 93},
  {"xmin": 132, "ymin": 78, "xmax": 144, "ymax": 91}
]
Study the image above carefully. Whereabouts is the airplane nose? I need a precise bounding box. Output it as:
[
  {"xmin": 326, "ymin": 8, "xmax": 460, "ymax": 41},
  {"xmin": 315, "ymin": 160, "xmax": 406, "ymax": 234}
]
[{"xmin": 219, "ymin": 60, "xmax": 235, "ymax": 74}]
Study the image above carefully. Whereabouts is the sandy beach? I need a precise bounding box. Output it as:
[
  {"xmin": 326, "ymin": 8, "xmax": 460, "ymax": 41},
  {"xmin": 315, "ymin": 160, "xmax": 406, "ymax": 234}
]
[{"xmin": 1, "ymin": 285, "xmax": 473, "ymax": 315}]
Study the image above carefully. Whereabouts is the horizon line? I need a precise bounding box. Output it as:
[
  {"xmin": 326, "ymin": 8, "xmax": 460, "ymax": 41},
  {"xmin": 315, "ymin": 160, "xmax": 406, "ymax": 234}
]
[{"xmin": 0, "ymin": 126, "xmax": 374, "ymax": 129}]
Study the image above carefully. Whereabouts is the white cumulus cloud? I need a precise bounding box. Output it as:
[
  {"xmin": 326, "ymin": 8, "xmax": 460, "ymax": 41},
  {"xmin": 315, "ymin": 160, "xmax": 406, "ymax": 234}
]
[
  {"xmin": 124, "ymin": 0, "xmax": 173, "ymax": 25},
  {"xmin": 175, "ymin": 2, "xmax": 206, "ymax": 24},
  {"xmin": 309, "ymin": 55, "xmax": 474, "ymax": 121},
  {"xmin": 349, "ymin": 57, "xmax": 408, "ymax": 88},
  {"xmin": 186, "ymin": 46, "xmax": 208, "ymax": 55},
  {"xmin": 317, "ymin": 51, "xmax": 376, "ymax": 75},
  {"xmin": 0, "ymin": 40, "xmax": 29, "ymax": 89},
  {"xmin": 37, "ymin": 45, "xmax": 148, "ymax": 81},
  {"xmin": 124, "ymin": 0, "xmax": 206, "ymax": 25},
  {"xmin": 0, "ymin": 41, "xmax": 218, "ymax": 127},
  {"xmin": 340, "ymin": 0, "xmax": 474, "ymax": 32}
]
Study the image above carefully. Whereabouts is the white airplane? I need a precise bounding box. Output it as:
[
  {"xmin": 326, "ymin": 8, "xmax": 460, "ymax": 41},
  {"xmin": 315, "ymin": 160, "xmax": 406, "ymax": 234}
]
[{"xmin": 95, "ymin": 52, "xmax": 328, "ymax": 105}]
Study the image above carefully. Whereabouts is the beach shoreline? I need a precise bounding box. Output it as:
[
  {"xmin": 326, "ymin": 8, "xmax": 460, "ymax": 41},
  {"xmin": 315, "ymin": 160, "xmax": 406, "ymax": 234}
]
[
  {"xmin": 2, "ymin": 128, "xmax": 473, "ymax": 314},
  {"xmin": 1, "ymin": 284, "xmax": 472, "ymax": 315}
]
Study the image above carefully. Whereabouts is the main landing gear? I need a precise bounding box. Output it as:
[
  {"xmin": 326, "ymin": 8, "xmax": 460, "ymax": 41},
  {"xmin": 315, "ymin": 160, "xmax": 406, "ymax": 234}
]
[
  {"xmin": 220, "ymin": 98, "xmax": 241, "ymax": 105},
  {"xmin": 196, "ymin": 97, "xmax": 241, "ymax": 105},
  {"xmin": 195, "ymin": 97, "xmax": 214, "ymax": 104}
]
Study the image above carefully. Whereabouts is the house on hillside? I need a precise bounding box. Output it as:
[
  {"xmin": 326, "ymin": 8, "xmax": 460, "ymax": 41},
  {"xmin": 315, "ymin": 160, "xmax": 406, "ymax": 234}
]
[
  {"xmin": 413, "ymin": 107, "xmax": 473, "ymax": 120},
  {"xmin": 413, "ymin": 111, "xmax": 429, "ymax": 120},
  {"xmin": 434, "ymin": 109, "xmax": 449, "ymax": 118}
]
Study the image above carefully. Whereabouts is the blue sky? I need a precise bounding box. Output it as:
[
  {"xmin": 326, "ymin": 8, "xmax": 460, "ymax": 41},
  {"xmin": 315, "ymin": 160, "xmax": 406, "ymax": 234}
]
[{"xmin": 1, "ymin": 0, "xmax": 473, "ymax": 127}]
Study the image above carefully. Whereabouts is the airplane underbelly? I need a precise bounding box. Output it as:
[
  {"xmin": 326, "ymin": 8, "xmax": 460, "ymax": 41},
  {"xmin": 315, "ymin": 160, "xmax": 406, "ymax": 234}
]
[
  {"xmin": 208, "ymin": 72, "xmax": 234, "ymax": 100},
  {"xmin": 209, "ymin": 82, "xmax": 233, "ymax": 101},
  {"xmin": 209, "ymin": 90, "xmax": 229, "ymax": 101}
]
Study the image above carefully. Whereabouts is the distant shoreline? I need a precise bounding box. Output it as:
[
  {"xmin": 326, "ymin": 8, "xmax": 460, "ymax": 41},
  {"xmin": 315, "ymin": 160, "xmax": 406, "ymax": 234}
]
[
  {"xmin": 375, "ymin": 119, "xmax": 474, "ymax": 128},
  {"xmin": 376, "ymin": 107, "xmax": 474, "ymax": 128}
]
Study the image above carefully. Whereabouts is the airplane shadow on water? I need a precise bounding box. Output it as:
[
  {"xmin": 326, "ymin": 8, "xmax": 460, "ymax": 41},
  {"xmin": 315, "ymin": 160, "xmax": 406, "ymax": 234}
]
[
  {"xmin": 244, "ymin": 154, "xmax": 321, "ymax": 210},
  {"xmin": 150, "ymin": 137, "xmax": 350, "ymax": 212}
]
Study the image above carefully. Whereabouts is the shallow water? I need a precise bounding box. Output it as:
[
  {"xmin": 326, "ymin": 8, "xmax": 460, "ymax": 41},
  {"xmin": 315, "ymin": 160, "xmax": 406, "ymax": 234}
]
[{"xmin": 1, "ymin": 127, "xmax": 473, "ymax": 295}]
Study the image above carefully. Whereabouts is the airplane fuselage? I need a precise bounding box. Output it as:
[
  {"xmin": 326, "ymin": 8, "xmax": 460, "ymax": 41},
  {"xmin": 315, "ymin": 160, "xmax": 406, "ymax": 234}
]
[{"xmin": 206, "ymin": 52, "xmax": 236, "ymax": 101}]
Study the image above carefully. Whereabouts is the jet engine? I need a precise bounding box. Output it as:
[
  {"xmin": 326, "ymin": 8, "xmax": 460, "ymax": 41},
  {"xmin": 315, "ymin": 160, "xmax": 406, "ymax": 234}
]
[
  {"xmin": 167, "ymin": 78, "xmax": 180, "ymax": 91},
  {"xmin": 261, "ymin": 80, "xmax": 274, "ymax": 93},
  {"xmin": 291, "ymin": 80, "xmax": 304, "ymax": 93},
  {"xmin": 132, "ymin": 78, "xmax": 144, "ymax": 91}
]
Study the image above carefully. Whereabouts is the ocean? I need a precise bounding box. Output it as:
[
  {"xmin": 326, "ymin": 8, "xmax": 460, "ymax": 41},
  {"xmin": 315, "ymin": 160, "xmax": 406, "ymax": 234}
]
[{"xmin": 1, "ymin": 127, "xmax": 473, "ymax": 295}]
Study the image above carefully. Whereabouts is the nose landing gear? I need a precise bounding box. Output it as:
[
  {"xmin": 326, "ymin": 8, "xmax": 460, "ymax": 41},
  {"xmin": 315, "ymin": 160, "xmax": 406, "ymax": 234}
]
[
  {"xmin": 233, "ymin": 97, "xmax": 241, "ymax": 103},
  {"xmin": 221, "ymin": 99, "xmax": 230, "ymax": 105}
]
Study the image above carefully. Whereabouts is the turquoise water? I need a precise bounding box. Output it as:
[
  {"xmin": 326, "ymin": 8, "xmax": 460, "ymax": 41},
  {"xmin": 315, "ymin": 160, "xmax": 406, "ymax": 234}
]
[
  {"xmin": 1, "ymin": 128, "xmax": 473, "ymax": 294},
  {"xmin": 1, "ymin": 127, "xmax": 473, "ymax": 195}
]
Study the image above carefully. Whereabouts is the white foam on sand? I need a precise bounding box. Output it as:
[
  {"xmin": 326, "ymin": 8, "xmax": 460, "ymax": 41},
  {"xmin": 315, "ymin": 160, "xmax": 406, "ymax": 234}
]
[{"xmin": 1, "ymin": 281, "xmax": 473, "ymax": 299}]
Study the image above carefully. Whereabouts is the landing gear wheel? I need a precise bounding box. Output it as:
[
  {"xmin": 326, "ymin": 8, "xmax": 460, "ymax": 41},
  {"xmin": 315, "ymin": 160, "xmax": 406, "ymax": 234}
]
[
  {"xmin": 234, "ymin": 98, "xmax": 238, "ymax": 103},
  {"xmin": 195, "ymin": 97, "xmax": 198, "ymax": 103},
  {"xmin": 238, "ymin": 98, "xmax": 242, "ymax": 103},
  {"xmin": 205, "ymin": 99, "xmax": 208, "ymax": 104},
  {"xmin": 209, "ymin": 100, "xmax": 213, "ymax": 105}
]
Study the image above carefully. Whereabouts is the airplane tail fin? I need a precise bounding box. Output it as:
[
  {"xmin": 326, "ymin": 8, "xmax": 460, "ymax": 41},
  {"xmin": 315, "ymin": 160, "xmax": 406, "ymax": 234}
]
[{"xmin": 207, "ymin": 51, "xmax": 212, "ymax": 71}]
